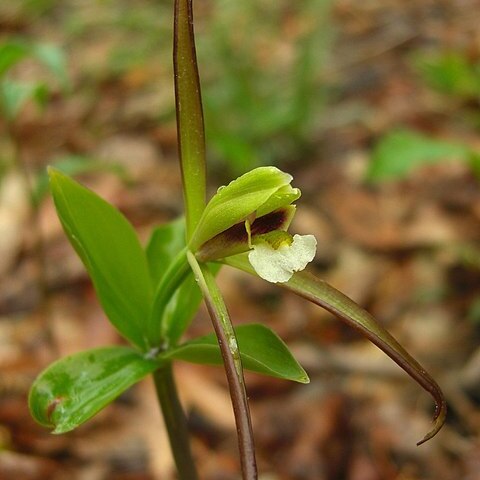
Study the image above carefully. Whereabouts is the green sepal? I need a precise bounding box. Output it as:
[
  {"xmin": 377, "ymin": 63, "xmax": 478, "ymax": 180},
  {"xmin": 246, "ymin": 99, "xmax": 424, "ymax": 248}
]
[
  {"xmin": 163, "ymin": 323, "xmax": 309, "ymax": 384},
  {"xmin": 28, "ymin": 346, "xmax": 159, "ymax": 433},
  {"xmin": 49, "ymin": 169, "xmax": 153, "ymax": 350},
  {"xmin": 190, "ymin": 166, "xmax": 300, "ymax": 250},
  {"xmin": 255, "ymin": 184, "xmax": 300, "ymax": 218}
]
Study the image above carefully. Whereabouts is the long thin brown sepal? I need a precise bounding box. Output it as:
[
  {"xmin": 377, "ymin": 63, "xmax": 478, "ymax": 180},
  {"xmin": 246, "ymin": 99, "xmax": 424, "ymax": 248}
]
[{"xmin": 224, "ymin": 255, "xmax": 447, "ymax": 445}]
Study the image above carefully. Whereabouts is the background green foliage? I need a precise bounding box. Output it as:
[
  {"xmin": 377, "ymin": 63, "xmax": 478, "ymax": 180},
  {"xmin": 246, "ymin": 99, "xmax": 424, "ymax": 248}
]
[
  {"xmin": 368, "ymin": 48, "xmax": 480, "ymax": 184},
  {"xmin": 198, "ymin": 0, "xmax": 332, "ymax": 175},
  {"xmin": 0, "ymin": 39, "xmax": 68, "ymax": 120}
]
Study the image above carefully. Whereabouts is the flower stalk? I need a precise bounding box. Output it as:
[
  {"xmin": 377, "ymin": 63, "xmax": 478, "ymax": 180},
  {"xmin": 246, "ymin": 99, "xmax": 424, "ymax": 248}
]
[
  {"xmin": 174, "ymin": 1, "xmax": 257, "ymax": 477},
  {"xmin": 187, "ymin": 251, "xmax": 258, "ymax": 479}
]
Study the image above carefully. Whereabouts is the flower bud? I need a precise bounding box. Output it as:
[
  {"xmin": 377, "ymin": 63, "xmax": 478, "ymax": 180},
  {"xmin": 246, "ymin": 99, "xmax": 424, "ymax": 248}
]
[{"xmin": 190, "ymin": 167, "xmax": 300, "ymax": 251}]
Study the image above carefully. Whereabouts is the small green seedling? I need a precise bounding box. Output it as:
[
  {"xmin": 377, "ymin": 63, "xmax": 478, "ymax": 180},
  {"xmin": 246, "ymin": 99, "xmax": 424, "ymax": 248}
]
[
  {"xmin": 366, "ymin": 49, "xmax": 480, "ymax": 183},
  {"xmin": 29, "ymin": 2, "xmax": 446, "ymax": 479},
  {"xmin": 0, "ymin": 37, "xmax": 70, "ymax": 196},
  {"xmin": 414, "ymin": 50, "xmax": 480, "ymax": 100},
  {"xmin": 0, "ymin": 41, "xmax": 123, "ymax": 203},
  {"xmin": 366, "ymin": 128, "xmax": 476, "ymax": 183},
  {"xmin": 0, "ymin": 38, "xmax": 68, "ymax": 121}
]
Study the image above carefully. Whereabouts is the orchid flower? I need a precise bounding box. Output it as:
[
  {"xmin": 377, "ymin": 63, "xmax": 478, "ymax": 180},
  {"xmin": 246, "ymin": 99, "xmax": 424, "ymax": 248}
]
[{"xmin": 191, "ymin": 166, "xmax": 317, "ymax": 283}]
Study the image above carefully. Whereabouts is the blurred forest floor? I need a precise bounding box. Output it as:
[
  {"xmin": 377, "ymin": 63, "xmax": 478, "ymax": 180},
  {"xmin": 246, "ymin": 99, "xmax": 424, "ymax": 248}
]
[{"xmin": 1, "ymin": 0, "xmax": 480, "ymax": 479}]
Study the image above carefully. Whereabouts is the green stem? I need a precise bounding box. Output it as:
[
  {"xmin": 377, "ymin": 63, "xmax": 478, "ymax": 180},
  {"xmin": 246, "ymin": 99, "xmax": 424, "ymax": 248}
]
[
  {"xmin": 153, "ymin": 363, "xmax": 199, "ymax": 480},
  {"xmin": 187, "ymin": 251, "xmax": 257, "ymax": 479},
  {"xmin": 174, "ymin": 0, "xmax": 207, "ymax": 240}
]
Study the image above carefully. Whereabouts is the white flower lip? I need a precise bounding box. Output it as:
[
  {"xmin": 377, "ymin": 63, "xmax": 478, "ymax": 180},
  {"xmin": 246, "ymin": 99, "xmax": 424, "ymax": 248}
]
[{"xmin": 248, "ymin": 234, "xmax": 317, "ymax": 283}]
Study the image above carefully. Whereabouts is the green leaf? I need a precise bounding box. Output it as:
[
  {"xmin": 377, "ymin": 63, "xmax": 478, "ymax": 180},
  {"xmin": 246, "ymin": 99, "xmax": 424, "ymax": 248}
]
[
  {"xmin": 146, "ymin": 219, "xmax": 200, "ymax": 344},
  {"xmin": 468, "ymin": 151, "xmax": 480, "ymax": 181},
  {"xmin": 190, "ymin": 166, "xmax": 300, "ymax": 250},
  {"xmin": 223, "ymin": 253, "xmax": 446, "ymax": 445},
  {"xmin": 0, "ymin": 40, "xmax": 30, "ymax": 77},
  {"xmin": 49, "ymin": 169, "xmax": 153, "ymax": 350},
  {"xmin": 32, "ymin": 82, "xmax": 49, "ymax": 109},
  {"xmin": 164, "ymin": 323, "xmax": 309, "ymax": 383},
  {"xmin": 29, "ymin": 346, "xmax": 159, "ymax": 433},
  {"xmin": 366, "ymin": 129, "xmax": 469, "ymax": 182},
  {"xmin": 146, "ymin": 218, "xmax": 186, "ymax": 286},
  {"xmin": 0, "ymin": 41, "xmax": 69, "ymax": 121},
  {"xmin": 32, "ymin": 43, "xmax": 70, "ymax": 90},
  {"xmin": 0, "ymin": 80, "xmax": 37, "ymax": 120},
  {"xmin": 146, "ymin": 219, "xmax": 221, "ymax": 345},
  {"xmin": 414, "ymin": 51, "xmax": 480, "ymax": 98},
  {"xmin": 0, "ymin": 79, "xmax": 61, "ymax": 120},
  {"xmin": 0, "ymin": 40, "xmax": 69, "ymax": 91},
  {"xmin": 163, "ymin": 274, "xmax": 204, "ymax": 345}
]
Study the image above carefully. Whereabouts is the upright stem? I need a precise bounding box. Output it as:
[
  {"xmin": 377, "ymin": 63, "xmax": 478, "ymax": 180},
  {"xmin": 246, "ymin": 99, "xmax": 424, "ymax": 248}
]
[
  {"xmin": 172, "ymin": 0, "xmax": 255, "ymax": 476},
  {"xmin": 187, "ymin": 251, "xmax": 258, "ymax": 479},
  {"xmin": 153, "ymin": 363, "xmax": 199, "ymax": 480},
  {"xmin": 174, "ymin": 0, "xmax": 207, "ymax": 240}
]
